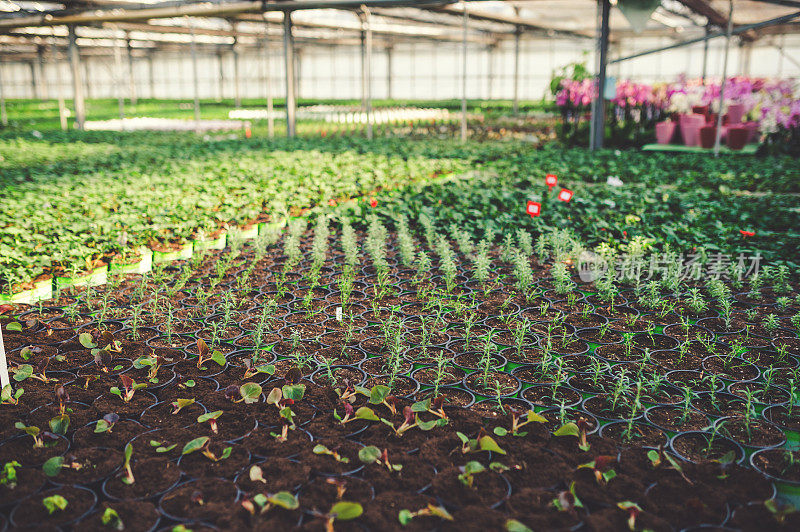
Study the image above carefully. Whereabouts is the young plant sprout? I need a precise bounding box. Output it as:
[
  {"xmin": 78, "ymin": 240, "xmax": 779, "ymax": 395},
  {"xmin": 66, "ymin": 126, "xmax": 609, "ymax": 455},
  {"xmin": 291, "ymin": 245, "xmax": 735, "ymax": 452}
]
[
  {"xmin": 1, "ymin": 461, "xmax": 21, "ymax": 489},
  {"xmin": 384, "ymin": 405, "xmax": 442, "ymax": 436},
  {"xmin": 283, "ymin": 218, "xmax": 307, "ymax": 270},
  {"xmin": 646, "ymin": 446, "xmax": 691, "ymax": 483},
  {"xmin": 512, "ymin": 249, "xmax": 534, "ymax": 297},
  {"xmin": 42, "ymin": 494, "xmax": 68, "ymax": 515},
  {"xmin": 493, "ymin": 408, "xmax": 548, "ymax": 437},
  {"xmin": 313, "ymin": 444, "xmax": 350, "ymax": 463},
  {"xmin": 171, "ymin": 398, "xmax": 196, "ymax": 414},
  {"xmin": 458, "ymin": 461, "xmax": 486, "ymax": 488},
  {"xmin": 15, "ymin": 422, "xmax": 58, "ymax": 448},
  {"xmin": 133, "ymin": 353, "xmax": 166, "ymax": 384},
  {"xmin": 79, "ymin": 330, "xmax": 122, "ymax": 372},
  {"xmin": 414, "ymin": 251, "xmax": 432, "ymax": 283},
  {"xmin": 435, "ymin": 236, "xmax": 458, "ymax": 293},
  {"xmin": 479, "ymin": 329, "xmax": 497, "ymax": 388},
  {"xmin": 198, "ymin": 410, "xmax": 223, "ymax": 434},
  {"xmin": 472, "ymin": 239, "xmax": 491, "ymax": 285},
  {"xmin": 195, "ymin": 338, "xmax": 225, "ymax": 370},
  {"xmin": 552, "ymin": 262, "xmax": 575, "ymax": 295},
  {"xmin": 395, "ymin": 214, "xmax": 417, "ymax": 268},
  {"xmin": 266, "ymin": 383, "xmax": 306, "ymax": 440},
  {"xmin": 552, "ymin": 481, "xmax": 583, "ymax": 512},
  {"xmin": 110, "ymin": 375, "xmax": 147, "ymax": 402},
  {"xmin": 241, "ymin": 491, "xmax": 299, "ymax": 516},
  {"xmin": 398, "ymin": 504, "xmax": 453, "ymax": 526},
  {"xmin": 456, "ymin": 430, "xmax": 507, "ymax": 456},
  {"xmin": 182, "ymin": 437, "xmax": 232, "ymax": 462},
  {"xmin": 121, "ymin": 443, "xmax": 135, "ymax": 484},
  {"xmin": 553, "ymin": 418, "xmax": 591, "ymax": 451},
  {"xmin": 308, "ymin": 501, "xmax": 363, "ymax": 532},
  {"xmin": 578, "ymin": 455, "xmax": 617, "ymax": 485},
  {"xmin": 94, "ymin": 413, "xmax": 120, "ymax": 434}
]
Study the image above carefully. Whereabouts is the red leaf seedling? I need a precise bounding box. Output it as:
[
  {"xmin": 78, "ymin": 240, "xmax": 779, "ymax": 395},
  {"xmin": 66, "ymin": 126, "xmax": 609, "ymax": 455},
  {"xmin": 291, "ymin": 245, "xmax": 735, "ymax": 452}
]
[
  {"xmin": 739, "ymin": 230, "xmax": 755, "ymax": 237},
  {"xmin": 578, "ymin": 455, "xmax": 617, "ymax": 484},
  {"xmin": 617, "ymin": 501, "xmax": 643, "ymax": 531}
]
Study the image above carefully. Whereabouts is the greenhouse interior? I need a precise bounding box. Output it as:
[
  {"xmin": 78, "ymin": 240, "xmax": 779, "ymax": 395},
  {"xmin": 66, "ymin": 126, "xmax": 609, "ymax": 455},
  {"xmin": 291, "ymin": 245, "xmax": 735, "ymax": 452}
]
[{"xmin": 0, "ymin": 0, "xmax": 799, "ymax": 530}]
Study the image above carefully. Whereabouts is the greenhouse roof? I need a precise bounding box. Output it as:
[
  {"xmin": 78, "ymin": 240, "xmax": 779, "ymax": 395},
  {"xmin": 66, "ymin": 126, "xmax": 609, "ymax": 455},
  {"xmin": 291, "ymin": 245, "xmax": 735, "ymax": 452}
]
[{"xmin": 0, "ymin": 0, "xmax": 797, "ymax": 60}]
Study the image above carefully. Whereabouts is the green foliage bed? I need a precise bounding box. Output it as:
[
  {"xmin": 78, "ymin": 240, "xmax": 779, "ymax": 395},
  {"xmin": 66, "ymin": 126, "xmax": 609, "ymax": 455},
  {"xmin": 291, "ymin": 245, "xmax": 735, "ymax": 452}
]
[{"xmin": 1, "ymin": 113, "xmax": 799, "ymax": 292}]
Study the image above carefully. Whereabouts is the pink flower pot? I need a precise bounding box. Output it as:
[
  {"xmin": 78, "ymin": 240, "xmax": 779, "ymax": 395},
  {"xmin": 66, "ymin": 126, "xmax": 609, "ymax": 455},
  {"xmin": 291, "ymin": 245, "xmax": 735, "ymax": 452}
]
[
  {"xmin": 655, "ymin": 120, "xmax": 676, "ymax": 144},
  {"xmin": 727, "ymin": 125, "xmax": 748, "ymax": 151},
  {"xmin": 744, "ymin": 121, "xmax": 759, "ymax": 143},
  {"xmin": 679, "ymin": 114, "xmax": 705, "ymax": 147},
  {"xmin": 726, "ymin": 103, "xmax": 745, "ymax": 125},
  {"xmin": 699, "ymin": 125, "xmax": 717, "ymax": 149}
]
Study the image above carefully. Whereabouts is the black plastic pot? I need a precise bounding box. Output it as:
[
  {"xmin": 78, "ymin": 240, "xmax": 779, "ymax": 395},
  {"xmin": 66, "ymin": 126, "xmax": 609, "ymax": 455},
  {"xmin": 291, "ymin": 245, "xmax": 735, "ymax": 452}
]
[
  {"xmin": 309, "ymin": 365, "xmax": 367, "ymax": 387},
  {"xmin": 462, "ymin": 371, "xmax": 521, "ymax": 399},
  {"xmin": 158, "ymin": 478, "xmax": 239, "ymax": 523},
  {"xmin": 713, "ymin": 416, "xmax": 787, "ymax": 451},
  {"xmin": 669, "ymin": 430, "xmax": 745, "ymax": 465},
  {"xmin": 413, "ymin": 385, "xmax": 476, "ymax": 408},
  {"xmin": 520, "ymin": 383, "xmax": 583, "ymax": 409},
  {"xmin": 10, "ymin": 485, "xmax": 97, "ymax": 528}
]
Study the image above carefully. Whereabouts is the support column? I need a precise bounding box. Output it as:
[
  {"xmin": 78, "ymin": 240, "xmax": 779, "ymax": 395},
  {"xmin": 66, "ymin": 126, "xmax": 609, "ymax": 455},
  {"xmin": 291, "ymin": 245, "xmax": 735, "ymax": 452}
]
[
  {"xmin": 113, "ymin": 28, "xmax": 126, "ymax": 122},
  {"xmin": 295, "ymin": 47, "xmax": 302, "ymax": 104},
  {"xmin": 713, "ymin": 0, "xmax": 734, "ymax": 157},
  {"xmin": 460, "ymin": 1, "xmax": 468, "ymax": 142},
  {"xmin": 217, "ymin": 48, "xmax": 225, "ymax": 101},
  {"xmin": 512, "ymin": 23, "xmax": 521, "ymax": 115},
  {"xmin": 0, "ymin": 61, "xmax": 7, "ymax": 127},
  {"xmin": 740, "ymin": 41, "xmax": 752, "ymax": 76},
  {"xmin": 486, "ymin": 44, "xmax": 495, "ymax": 100},
  {"xmin": 83, "ymin": 61, "xmax": 92, "ymax": 100},
  {"xmin": 283, "ymin": 11, "xmax": 297, "ymax": 137},
  {"xmin": 50, "ymin": 36, "xmax": 67, "ymax": 130},
  {"xmin": 359, "ymin": 7, "xmax": 373, "ymax": 139},
  {"xmin": 29, "ymin": 61, "xmax": 39, "ymax": 99},
  {"xmin": 385, "ymin": 44, "xmax": 393, "ymax": 100},
  {"xmin": 127, "ymin": 34, "xmax": 137, "ymax": 105},
  {"xmin": 410, "ymin": 44, "xmax": 415, "ymax": 98},
  {"xmin": 189, "ymin": 18, "xmax": 201, "ymax": 131},
  {"xmin": 263, "ymin": 18, "xmax": 275, "ymax": 138},
  {"xmin": 701, "ymin": 25, "xmax": 710, "ymax": 81},
  {"xmin": 232, "ymin": 31, "xmax": 241, "ymax": 108},
  {"xmin": 38, "ymin": 46, "xmax": 49, "ymax": 99},
  {"xmin": 148, "ymin": 53, "xmax": 155, "ymax": 98},
  {"xmin": 590, "ymin": 0, "xmax": 610, "ymax": 151},
  {"xmin": 68, "ymin": 25, "xmax": 86, "ymax": 131}
]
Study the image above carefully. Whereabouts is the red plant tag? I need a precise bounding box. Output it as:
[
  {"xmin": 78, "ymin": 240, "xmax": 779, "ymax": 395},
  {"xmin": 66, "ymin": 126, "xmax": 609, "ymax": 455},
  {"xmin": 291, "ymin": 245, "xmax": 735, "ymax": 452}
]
[
  {"xmin": 558, "ymin": 189, "xmax": 574, "ymax": 202},
  {"xmin": 244, "ymin": 127, "xmax": 252, "ymax": 139},
  {"xmin": 739, "ymin": 230, "xmax": 755, "ymax": 237},
  {"xmin": 526, "ymin": 201, "xmax": 541, "ymax": 217},
  {"xmin": 545, "ymin": 174, "xmax": 558, "ymax": 188}
]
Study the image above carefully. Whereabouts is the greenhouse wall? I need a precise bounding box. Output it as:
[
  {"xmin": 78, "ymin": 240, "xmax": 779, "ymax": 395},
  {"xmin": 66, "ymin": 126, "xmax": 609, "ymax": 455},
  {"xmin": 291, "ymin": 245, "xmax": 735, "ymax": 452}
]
[{"xmin": 1, "ymin": 35, "xmax": 798, "ymax": 101}]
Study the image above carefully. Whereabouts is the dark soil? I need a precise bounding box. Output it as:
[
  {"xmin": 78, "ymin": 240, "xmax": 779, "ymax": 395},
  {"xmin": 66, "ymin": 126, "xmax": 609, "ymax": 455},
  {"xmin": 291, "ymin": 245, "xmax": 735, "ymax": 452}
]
[{"xmin": 0, "ymin": 232, "xmax": 796, "ymax": 531}]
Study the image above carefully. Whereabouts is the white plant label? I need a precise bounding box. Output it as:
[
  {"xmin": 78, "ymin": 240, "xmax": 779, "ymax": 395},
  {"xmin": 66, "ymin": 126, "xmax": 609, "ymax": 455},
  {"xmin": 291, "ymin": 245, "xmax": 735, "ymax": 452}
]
[{"xmin": 336, "ymin": 307, "xmax": 343, "ymax": 322}]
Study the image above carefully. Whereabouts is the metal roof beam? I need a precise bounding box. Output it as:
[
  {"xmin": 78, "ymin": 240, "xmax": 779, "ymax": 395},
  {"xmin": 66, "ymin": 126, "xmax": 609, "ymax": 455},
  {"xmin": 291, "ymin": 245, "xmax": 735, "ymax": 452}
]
[
  {"xmin": 677, "ymin": 0, "xmax": 757, "ymax": 40},
  {"xmin": 425, "ymin": 4, "xmax": 597, "ymax": 40},
  {"xmin": 610, "ymin": 8, "xmax": 800, "ymax": 63}
]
